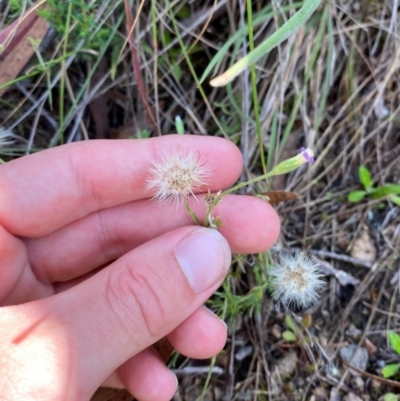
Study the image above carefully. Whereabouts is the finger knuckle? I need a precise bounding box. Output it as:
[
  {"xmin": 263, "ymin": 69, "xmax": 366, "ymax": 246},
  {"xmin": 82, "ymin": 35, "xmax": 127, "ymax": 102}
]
[{"xmin": 107, "ymin": 262, "xmax": 169, "ymax": 338}]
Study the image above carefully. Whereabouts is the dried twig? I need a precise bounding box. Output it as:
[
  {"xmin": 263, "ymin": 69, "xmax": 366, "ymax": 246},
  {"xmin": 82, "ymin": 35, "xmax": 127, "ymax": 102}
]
[{"xmin": 123, "ymin": 0, "xmax": 159, "ymax": 136}]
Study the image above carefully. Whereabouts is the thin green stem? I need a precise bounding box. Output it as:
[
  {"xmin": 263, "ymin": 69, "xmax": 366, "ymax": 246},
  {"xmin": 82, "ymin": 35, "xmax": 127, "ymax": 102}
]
[
  {"xmin": 184, "ymin": 201, "xmax": 199, "ymax": 225},
  {"xmin": 166, "ymin": 0, "xmax": 229, "ymax": 138},
  {"xmin": 203, "ymin": 170, "xmax": 276, "ymax": 226},
  {"xmin": 59, "ymin": 0, "xmax": 73, "ymax": 144},
  {"xmin": 246, "ymin": 0, "xmax": 267, "ymax": 175}
]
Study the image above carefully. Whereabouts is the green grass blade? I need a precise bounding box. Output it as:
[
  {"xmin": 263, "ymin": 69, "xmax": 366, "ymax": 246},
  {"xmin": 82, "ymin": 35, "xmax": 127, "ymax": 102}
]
[
  {"xmin": 210, "ymin": 0, "xmax": 323, "ymax": 87},
  {"xmin": 246, "ymin": 0, "xmax": 266, "ymax": 174},
  {"xmin": 199, "ymin": 3, "xmax": 304, "ymax": 84},
  {"xmin": 389, "ymin": 331, "xmax": 400, "ymax": 355}
]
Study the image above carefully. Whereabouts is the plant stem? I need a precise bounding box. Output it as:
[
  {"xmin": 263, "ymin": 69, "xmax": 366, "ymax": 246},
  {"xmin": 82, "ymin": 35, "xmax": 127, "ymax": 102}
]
[{"xmin": 246, "ymin": 0, "xmax": 267, "ymax": 175}]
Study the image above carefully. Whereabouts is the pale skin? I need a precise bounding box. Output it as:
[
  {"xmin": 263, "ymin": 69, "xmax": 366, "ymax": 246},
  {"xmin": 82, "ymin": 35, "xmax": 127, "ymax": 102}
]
[{"xmin": 0, "ymin": 135, "xmax": 280, "ymax": 401}]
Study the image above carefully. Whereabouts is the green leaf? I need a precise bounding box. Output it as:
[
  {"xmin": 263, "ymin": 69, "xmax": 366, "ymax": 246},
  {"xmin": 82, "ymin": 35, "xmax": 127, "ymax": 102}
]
[
  {"xmin": 383, "ymin": 184, "xmax": 400, "ymax": 195},
  {"xmin": 302, "ymin": 314, "xmax": 312, "ymax": 328},
  {"xmin": 358, "ymin": 166, "xmax": 372, "ymax": 189},
  {"xmin": 370, "ymin": 185, "xmax": 393, "ymax": 199},
  {"xmin": 285, "ymin": 315, "xmax": 296, "ymax": 332},
  {"xmin": 389, "ymin": 194, "xmax": 400, "ymax": 206},
  {"xmin": 382, "ymin": 363, "xmax": 400, "ymax": 378},
  {"xmin": 383, "ymin": 393, "xmax": 399, "ymax": 401},
  {"xmin": 282, "ymin": 330, "xmax": 297, "ymax": 342},
  {"xmin": 348, "ymin": 190, "xmax": 367, "ymax": 203},
  {"xmin": 388, "ymin": 331, "xmax": 400, "ymax": 355},
  {"xmin": 175, "ymin": 116, "xmax": 184, "ymax": 135}
]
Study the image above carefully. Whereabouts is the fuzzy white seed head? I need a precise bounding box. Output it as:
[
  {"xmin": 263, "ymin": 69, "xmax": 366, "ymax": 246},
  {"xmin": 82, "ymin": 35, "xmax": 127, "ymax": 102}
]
[
  {"xmin": 269, "ymin": 252, "xmax": 325, "ymax": 308},
  {"xmin": 146, "ymin": 149, "xmax": 210, "ymax": 204}
]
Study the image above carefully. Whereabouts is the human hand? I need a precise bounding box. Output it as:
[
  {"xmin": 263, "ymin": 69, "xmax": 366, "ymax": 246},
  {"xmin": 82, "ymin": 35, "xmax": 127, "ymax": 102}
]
[{"xmin": 0, "ymin": 135, "xmax": 280, "ymax": 401}]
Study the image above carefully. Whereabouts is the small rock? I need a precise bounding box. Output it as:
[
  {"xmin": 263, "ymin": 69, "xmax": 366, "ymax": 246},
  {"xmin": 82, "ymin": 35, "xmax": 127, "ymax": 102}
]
[
  {"xmin": 346, "ymin": 324, "xmax": 362, "ymax": 338},
  {"xmin": 330, "ymin": 388, "xmax": 341, "ymax": 401},
  {"xmin": 339, "ymin": 345, "xmax": 369, "ymax": 375},
  {"xmin": 371, "ymin": 379, "xmax": 381, "ymax": 389},
  {"xmin": 343, "ymin": 394, "xmax": 363, "ymax": 401},
  {"xmin": 313, "ymin": 386, "xmax": 328, "ymax": 397},
  {"xmin": 275, "ymin": 352, "xmax": 297, "ymax": 377},
  {"xmin": 351, "ymin": 375, "xmax": 364, "ymax": 390},
  {"xmin": 350, "ymin": 228, "xmax": 376, "ymax": 263},
  {"xmin": 271, "ymin": 324, "xmax": 282, "ymax": 339},
  {"xmin": 235, "ymin": 345, "xmax": 253, "ymax": 361}
]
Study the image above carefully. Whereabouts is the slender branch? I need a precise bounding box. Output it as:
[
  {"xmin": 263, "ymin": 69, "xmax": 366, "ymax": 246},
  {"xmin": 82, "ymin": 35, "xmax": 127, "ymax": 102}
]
[{"xmin": 124, "ymin": 0, "xmax": 159, "ymax": 136}]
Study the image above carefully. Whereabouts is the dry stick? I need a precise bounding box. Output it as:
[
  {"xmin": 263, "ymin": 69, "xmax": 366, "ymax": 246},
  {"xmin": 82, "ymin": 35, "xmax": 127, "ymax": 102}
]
[
  {"xmin": 254, "ymin": 312, "xmax": 272, "ymax": 401},
  {"xmin": 330, "ymin": 270, "xmax": 390, "ymax": 396},
  {"xmin": 224, "ymin": 326, "xmax": 235, "ymax": 401},
  {"xmin": 341, "ymin": 359, "xmax": 400, "ymax": 389},
  {"xmin": 295, "ymin": 248, "xmax": 373, "ymax": 269},
  {"xmin": 123, "ymin": 0, "xmax": 159, "ymax": 136}
]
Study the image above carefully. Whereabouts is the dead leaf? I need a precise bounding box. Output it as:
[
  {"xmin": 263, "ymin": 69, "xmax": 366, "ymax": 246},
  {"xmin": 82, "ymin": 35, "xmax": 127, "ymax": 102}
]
[
  {"xmin": 0, "ymin": 6, "xmax": 38, "ymax": 59},
  {"xmin": 0, "ymin": 6, "xmax": 49, "ymax": 96},
  {"xmin": 109, "ymin": 124, "xmax": 137, "ymax": 139},
  {"xmin": 349, "ymin": 227, "xmax": 376, "ymax": 263},
  {"xmin": 89, "ymin": 58, "xmax": 110, "ymax": 139},
  {"xmin": 260, "ymin": 191, "xmax": 298, "ymax": 205}
]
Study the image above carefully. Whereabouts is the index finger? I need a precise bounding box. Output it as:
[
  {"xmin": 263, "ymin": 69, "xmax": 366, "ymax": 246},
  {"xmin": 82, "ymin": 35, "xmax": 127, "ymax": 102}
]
[{"xmin": 0, "ymin": 135, "xmax": 243, "ymax": 237}]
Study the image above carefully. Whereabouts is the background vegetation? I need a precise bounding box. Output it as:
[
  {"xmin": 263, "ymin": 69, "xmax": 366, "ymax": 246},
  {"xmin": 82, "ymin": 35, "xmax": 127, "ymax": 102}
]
[{"xmin": 1, "ymin": 1, "xmax": 400, "ymax": 400}]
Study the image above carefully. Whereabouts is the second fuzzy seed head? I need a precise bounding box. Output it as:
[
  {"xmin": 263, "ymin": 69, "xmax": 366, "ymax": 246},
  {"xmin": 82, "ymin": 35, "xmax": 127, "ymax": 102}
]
[{"xmin": 269, "ymin": 251, "xmax": 325, "ymax": 308}]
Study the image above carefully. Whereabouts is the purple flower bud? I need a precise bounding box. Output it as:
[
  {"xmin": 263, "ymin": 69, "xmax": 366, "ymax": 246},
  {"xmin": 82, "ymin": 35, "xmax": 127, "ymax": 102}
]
[{"xmin": 300, "ymin": 147, "xmax": 315, "ymax": 163}]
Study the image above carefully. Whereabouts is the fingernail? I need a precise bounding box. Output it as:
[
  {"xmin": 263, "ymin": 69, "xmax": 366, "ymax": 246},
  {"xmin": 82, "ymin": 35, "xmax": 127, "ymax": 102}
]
[
  {"xmin": 176, "ymin": 228, "xmax": 231, "ymax": 293},
  {"xmin": 202, "ymin": 306, "xmax": 228, "ymax": 332},
  {"xmin": 171, "ymin": 371, "xmax": 178, "ymax": 392}
]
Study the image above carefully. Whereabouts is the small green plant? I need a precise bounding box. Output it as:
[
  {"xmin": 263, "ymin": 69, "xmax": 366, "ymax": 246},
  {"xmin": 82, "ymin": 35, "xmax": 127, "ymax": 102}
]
[
  {"xmin": 348, "ymin": 166, "xmax": 400, "ymax": 206},
  {"xmin": 383, "ymin": 394, "xmax": 399, "ymax": 401},
  {"xmin": 282, "ymin": 314, "xmax": 312, "ymax": 343},
  {"xmin": 381, "ymin": 331, "xmax": 400, "ymax": 379}
]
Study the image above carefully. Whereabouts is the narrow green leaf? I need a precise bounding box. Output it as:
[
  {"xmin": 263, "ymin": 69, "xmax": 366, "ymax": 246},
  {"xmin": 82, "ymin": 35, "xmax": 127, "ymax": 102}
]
[
  {"xmin": 285, "ymin": 315, "xmax": 296, "ymax": 332},
  {"xmin": 175, "ymin": 116, "xmax": 184, "ymax": 134},
  {"xmin": 389, "ymin": 194, "xmax": 400, "ymax": 206},
  {"xmin": 348, "ymin": 191, "xmax": 367, "ymax": 203},
  {"xmin": 370, "ymin": 187, "xmax": 390, "ymax": 199},
  {"xmin": 358, "ymin": 166, "xmax": 372, "ymax": 189},
  {"xmin": 385, "ymin": 184, "xmax": 400, "ymax": 194},
  {"xmin": 388, "ymin": 331, "xmax": 400, "ymax": 355},
  {"xmin": 282, "ymin": 330, "xmax": 297, "ymax": 342},
  {"xmin": 199, "ymin": 3, "xmax": 304, "ymax": 84},
  {"xmin": 210, "ymin": 0, "xmax": 323, "ymax": 86},
  {"xmin": 382, "ymin": 363, "xmax": 400, "ymax": 379}
]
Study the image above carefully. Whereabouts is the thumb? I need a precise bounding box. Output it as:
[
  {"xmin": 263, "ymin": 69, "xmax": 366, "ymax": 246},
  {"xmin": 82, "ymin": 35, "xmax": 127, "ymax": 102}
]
[{"xmin": 57, "ymin": 226, "xmax": 231, "ymax": 395}]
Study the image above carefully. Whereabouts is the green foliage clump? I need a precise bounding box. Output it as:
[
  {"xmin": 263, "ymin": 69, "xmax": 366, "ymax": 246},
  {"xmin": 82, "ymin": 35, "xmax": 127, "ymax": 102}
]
[
  {"xmin": 348, "ymin": 166, "xmax": 400, "ymax": 206},
  {"xmin": 10, "ymin": 0, "xmax": 122, "ymax": 55},
  {"xmin": 382, "ymin": 331, "xmax": 400, "ymax": 379}
]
